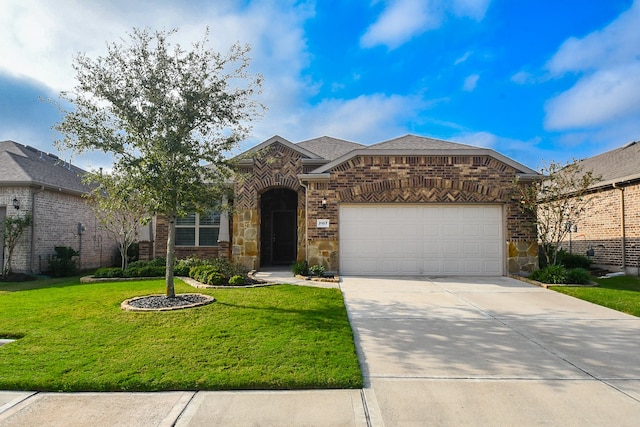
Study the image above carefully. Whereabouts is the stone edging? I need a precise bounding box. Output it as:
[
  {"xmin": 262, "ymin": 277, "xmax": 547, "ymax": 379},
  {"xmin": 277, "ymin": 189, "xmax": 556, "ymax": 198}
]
[
  {"xmin": 121, "ymin": 293, "xmax": 215, "ymax": 312},
  {"xmin": 510, "ymin": 275, "xmax": 599, "ymax": 289},
  {"xmin": 293, "ymin": 274, "xmax": 341, "ymax": 283}
]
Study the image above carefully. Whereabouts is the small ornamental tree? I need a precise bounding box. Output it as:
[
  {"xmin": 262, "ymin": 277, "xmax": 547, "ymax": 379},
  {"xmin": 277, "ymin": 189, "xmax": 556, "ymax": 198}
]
[
  {"xmin": 54, "ymin": 28, "xmax": 263, "ymax": 297},
  {"xmin": 516, "ymin": 160, "xmax": 602, "ymax": 266},
  {"xmin": 85, "ymin": 172, "xmax": 149, "ymax": 271},
  {"xmin": 1, "ymin": 214, "xmax": 32, "ymax": 276}
]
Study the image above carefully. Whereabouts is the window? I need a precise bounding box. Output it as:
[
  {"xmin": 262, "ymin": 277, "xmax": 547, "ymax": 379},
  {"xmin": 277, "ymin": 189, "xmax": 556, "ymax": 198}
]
[{"xmin": 176, "ymin": 212, "xmax": 220, "ymax": 246}]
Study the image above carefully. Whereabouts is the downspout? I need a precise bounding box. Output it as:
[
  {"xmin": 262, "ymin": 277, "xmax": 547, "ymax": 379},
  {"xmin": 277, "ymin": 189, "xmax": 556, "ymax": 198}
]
[
  {"xmin": 30, "ymin": 186, "xmax": 45, "ymax": 273},
  {"xmin": 613, "ymin": 183, "xmax": 626, "ymax": 269},
  {"xmin": 299, "ymin": 180, "xmax": 309, "ymax": 262}
]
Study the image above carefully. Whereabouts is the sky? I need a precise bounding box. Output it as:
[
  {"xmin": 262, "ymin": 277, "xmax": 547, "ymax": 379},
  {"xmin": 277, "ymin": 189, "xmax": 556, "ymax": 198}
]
[{"xmin": 1, "ymin": 0, "xmax": 639, "ymax": 172}]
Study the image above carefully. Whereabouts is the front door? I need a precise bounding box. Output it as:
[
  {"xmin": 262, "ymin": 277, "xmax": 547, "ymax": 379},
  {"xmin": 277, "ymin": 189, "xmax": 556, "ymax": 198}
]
[
  {"xmin": 260, "ymin": 188, "xmax": 298, "ymax": 266},
  {"xmin": 271, "ymin": 210, "xmax": 296, "ymax": 264}
]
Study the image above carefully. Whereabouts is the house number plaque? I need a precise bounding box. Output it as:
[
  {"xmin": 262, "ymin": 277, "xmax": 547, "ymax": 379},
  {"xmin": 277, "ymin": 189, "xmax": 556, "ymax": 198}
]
[{"xmin": 317, "ymin": 219, "xmax": 330, "ymax": 228}]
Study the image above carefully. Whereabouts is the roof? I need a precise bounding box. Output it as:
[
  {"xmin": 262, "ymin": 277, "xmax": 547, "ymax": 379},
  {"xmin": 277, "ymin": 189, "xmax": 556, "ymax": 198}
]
[
  {"xmin": 296, "ymin": 136, "xmax": 365, "ymax": 161},
  {"xmin": 312, "ymin": 134, "xmax": 539, "ymax": 175},
  {"xmin": 366, "ymin": 134, "xmax": 479, "ymax": 150},
  {"xmin": 575, "ymin": 141, "xmax": 640, "ymax": 188},
  {"xmin": 0, "ymin": 140, "xmax": 88, "ymax": 194}
]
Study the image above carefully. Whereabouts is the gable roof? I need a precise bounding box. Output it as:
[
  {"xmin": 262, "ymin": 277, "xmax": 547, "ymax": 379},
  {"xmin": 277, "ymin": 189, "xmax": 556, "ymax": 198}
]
[
  {"xmin": 0, "ymin": 140, "xmax": 88, "ymax": 194},
  {"xmin": 236, "ymin": 135, "xmax": 322, "ymax": 162},
  {"xmin": 576, "ymin": 141, "xmax": 640, "ymax": 188},
  {"xmin": 312, "ymin": 134, "xmax": 539, "ymax": 175},
  {"xmin": 296, "ymin": 136, "xmax": 365, "ymax": 161}
]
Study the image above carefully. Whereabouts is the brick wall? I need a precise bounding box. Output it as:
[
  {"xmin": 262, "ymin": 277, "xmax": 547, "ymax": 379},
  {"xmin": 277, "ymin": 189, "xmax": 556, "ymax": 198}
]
[
  {"xmin": 1, "ymin": 186, "xmax": 118, "ymax": 274},
  {"xmin": 559, "ymin": 182, "xmax": 640, "ymax": 274},
  {"xmin": 232, "ymin": 146, "xmax": 538, "ymax": 274}
]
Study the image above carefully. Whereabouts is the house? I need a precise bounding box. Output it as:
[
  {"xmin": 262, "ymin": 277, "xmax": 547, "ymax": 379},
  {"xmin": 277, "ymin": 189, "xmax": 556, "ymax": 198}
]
[
  {"xmin": 0, "ymin": 140, "xmax": 118, "ymax": 274},
  {"xmin": 151, "ymin": 134, "xmax": 540, "ymax": 276},
  {"xmin": 557, "ymin": 141, "xmax": 640, "ymax": 274}
]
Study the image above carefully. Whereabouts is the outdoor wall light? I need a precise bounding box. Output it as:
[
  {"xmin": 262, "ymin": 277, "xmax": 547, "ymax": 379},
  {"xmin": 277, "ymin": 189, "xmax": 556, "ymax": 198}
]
[
  {"xmin": 12, "ymin": 197, "xmax": 19, "ymax": 210},
  {"xmin": 320, "ymin": 196, "xmax": 327, "ymax": 209}
]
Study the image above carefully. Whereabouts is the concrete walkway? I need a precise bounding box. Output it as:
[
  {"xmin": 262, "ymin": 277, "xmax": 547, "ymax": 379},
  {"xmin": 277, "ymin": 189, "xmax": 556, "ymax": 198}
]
[{"xmin": 2, "ymin": 273, "xmax": 640, "ymax": 425}]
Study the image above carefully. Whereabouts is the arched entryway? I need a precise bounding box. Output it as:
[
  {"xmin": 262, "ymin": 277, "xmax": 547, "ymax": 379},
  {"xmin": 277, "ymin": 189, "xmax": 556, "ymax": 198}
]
[{"xmin": 260, "ymin": 188, "xmax": 298, "ymax": 266}]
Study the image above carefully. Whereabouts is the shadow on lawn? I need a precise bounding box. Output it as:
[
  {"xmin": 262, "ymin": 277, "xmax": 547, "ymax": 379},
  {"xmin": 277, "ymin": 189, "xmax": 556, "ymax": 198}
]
[{"xmin": 0, "ymin": 276, "xmax": 97, "ymax": 292}]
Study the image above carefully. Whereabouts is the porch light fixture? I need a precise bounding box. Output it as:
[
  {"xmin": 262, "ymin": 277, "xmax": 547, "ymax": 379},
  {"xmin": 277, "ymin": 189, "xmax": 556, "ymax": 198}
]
[
  {"xmin": 12, "ymin": 197, "xmax": 19, "ymax": 210},
  {"xmin": 320, "ymin": 197, "xmax": 327, "ymax": 209}
]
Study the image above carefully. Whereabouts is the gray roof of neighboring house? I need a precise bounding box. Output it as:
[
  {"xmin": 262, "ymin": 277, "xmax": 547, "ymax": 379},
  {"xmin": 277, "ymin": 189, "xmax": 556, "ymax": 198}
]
[
  {"xmin": 576, "ymin": 141, "xmax": 640, "ymax": 188},
  {"xmin": 0, "ymin": 140, "xmax": 88, "ymax": 194},
  {"xmin": 296, "ymin": 136, "xmax": 365, "ymax": 161}
]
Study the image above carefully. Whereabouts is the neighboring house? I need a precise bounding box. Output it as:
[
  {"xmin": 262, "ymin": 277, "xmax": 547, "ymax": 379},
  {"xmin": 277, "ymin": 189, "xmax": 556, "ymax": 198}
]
[
  {"xmin": 152, "ymin": 134, "xmax": 541, "ymax": 276},
  {"xmin": 557, "ymin": 141, "xmax": 640, "ymax": 275},
  {"xmin": 0, "ymin": 140, "xmax": 118, "ymax": 274}
]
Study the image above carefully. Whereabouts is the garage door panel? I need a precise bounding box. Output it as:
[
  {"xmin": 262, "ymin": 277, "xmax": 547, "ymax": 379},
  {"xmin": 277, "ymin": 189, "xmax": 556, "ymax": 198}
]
[{"xmin": 339, "ymin": 204, "xmax": 503, "ymax": 276}]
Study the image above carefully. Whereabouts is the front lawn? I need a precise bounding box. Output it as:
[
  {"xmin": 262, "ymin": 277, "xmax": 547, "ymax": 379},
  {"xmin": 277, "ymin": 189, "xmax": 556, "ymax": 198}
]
[
  {"xmin": 0, "ymin": 278, "xmax": 362, "ymax": 391},
  {"xmin": 551, "ymin": 275, "xmax": 640, "ymax": 317}
]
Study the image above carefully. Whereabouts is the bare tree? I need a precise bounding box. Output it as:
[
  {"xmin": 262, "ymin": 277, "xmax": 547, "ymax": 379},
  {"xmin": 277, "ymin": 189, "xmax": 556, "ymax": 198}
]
[
  {"xmin": 516, "ymin": 160, "xmax": 601, "ymax": 266},
  {"xmin": 1, "ymin": 214, "xmax": 32, "ymax": 276}
]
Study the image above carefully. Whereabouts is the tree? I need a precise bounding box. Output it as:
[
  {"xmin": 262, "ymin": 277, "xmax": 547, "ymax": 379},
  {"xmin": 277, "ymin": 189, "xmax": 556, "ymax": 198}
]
[
  {"xmin": 54, "ymin": 28, "xmax": 263, "ymax": 297},
  {"xmin": 1, "ymin": 214, "xmax": 32, "ymax": 276},
  {"xmin": 516, "ymin": 160, "xmax": 601, "ymax": 266},
  {"xmin": 85, "ymin": 172, "xmax": 149, "ymax": 271}
]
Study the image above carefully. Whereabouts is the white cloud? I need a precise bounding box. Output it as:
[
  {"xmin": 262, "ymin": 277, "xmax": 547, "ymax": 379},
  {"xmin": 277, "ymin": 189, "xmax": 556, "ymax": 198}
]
[
  {"xmin": 361, "ymin": 0, "xmax": 491, "ymax": 49},
  {"xmin": 511, "ymin": 70, "xmax": 535, "ymax": 85},
  {"xmin": 463, "ymin": 74, "xmax": 480, "ymax": 91},
  {"xmin": 454, "ymin": 51, "xmax": 472, "ymax": 65},
  {"xmin": 544, "ymin": 0, "xmax": 640, "ymax": 132}
]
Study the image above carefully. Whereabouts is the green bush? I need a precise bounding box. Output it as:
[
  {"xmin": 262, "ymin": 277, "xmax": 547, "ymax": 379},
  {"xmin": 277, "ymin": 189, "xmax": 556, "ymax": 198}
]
[
  {"xmin": 566, "ymin": 268, "xmax": 592, "ymax": 284},
  {"xmin": 148, "ymin": 257, "xmax": 166, "ymax": 267},
  {"xmin": 557, "ymin": 250, "xmax": 592, "ymax": 269},
  {"xmin": 530, "ymin": 264, "xmax": 568, "ymax": 284},
  {"xmin": 94, "ymin": 267, "xmax": 124, "ymax": 278},
  {"xmin": 309, "ymin": 264, "xmax": 325, "ymax": 277},
  {"xmin": 291, "ymin": 261, "xmax": 309, "ymax": 276},
  {"xmin": 209, "ymin": 258, "xmax": 248, "ymax": 278},
  {"xmin": 48, "ymin": 246, "xmax": 79, "ymax": 277},
  {"xmin": 206, "ymin": 271, "xmax": 226, "ymax": 286},
  {"xmin": 175, "ymin": 257, "xmax": 210, "ymax": 276},
  {"xmin": 189, "ymin": 265, "xmax": 219, "ymax": 283},
  {"xmin": 123, "ymin": 263, "xmax": 165, "ymax": 278},
  {"xmin": 228, "ymin": 275, "xmax": 245, "ymax": 286}
]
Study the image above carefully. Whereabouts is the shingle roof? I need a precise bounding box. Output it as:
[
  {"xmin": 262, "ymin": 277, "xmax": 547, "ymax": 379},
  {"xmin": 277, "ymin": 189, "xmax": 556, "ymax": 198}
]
[
  {"xmin": 576, "ymin": 141, "xmax": 640, "ymax": 187},
  {"xmin": 296, "ymin": 136, "xmax": 365, "ymax": 160},
  {"xmin": 0, "ymin": 140, "xmax": 89, "ymax": 194},
  {"xmin": 366, "ymin": 134, "xmax": 479, "ymax": 150}
]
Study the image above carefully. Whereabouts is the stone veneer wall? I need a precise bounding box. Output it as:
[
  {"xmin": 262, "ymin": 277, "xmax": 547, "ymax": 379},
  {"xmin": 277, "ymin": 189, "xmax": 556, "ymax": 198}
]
[
  {"xmin": 232, "ymin": 142, "xmax": 306, "ymax": 270},
  {"xmin": 303, "ymin": 155, "xmax": 538, "ymax": 274}
]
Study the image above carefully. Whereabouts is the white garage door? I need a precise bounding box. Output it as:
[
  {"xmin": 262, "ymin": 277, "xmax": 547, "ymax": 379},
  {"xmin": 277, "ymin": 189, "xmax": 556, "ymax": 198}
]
[{"xmin": 339, "ymin": 204, "xmax": 504, "ymax": 276}]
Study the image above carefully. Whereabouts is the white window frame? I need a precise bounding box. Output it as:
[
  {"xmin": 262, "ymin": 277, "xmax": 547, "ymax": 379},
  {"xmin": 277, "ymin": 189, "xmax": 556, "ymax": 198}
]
[{"xmin": 175, "ymin": 212, "xmax": 220, "ymax": 247}]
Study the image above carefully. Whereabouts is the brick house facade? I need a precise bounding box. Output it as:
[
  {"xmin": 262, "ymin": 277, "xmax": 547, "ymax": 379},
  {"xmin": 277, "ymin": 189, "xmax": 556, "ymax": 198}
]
[
  {"xmin": 230, "ymin": 135, "xmax": 540, "ymax": 276},
  {"xmin": 1, "ymin": 141, "xmax": 118, "ymax": 274},
  {"xmin": 557, "ymin": 141, "xmax": 640, "ymax": 274}
]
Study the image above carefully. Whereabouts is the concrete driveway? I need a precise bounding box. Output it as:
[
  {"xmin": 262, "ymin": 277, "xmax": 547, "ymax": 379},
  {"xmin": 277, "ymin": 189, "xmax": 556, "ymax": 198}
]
[{"xmin": 341, "ymin": 275, "xmax": 640, "ymax": 426}]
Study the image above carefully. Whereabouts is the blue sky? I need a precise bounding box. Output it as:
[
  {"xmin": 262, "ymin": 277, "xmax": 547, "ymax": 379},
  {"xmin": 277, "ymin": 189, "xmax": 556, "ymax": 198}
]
[{"xmin": 1, "ymin": 0, "xmax": 639, "ymax": 171}]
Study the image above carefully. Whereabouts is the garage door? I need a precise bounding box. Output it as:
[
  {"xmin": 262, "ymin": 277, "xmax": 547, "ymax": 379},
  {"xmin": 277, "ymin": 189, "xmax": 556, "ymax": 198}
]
[{"xmin": 339, "ymin": 204, "xmax": 503, "ymax": 276}]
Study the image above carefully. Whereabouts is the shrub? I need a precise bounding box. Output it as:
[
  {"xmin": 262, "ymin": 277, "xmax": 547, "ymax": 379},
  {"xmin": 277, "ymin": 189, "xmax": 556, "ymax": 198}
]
[
  {"xmin": 190, "ymin": 265, "xmax": 219, "ymax": 283},
  {"xmin": 556, "ymin": 250, "xmax": 592, "ymax": 269},
  {"xmin": 291, "ymin": 261, "xmax": 309, "ymax": 276},
  {"xmin": 206, "ymin": 271, "xmax": 226, "ymax": 286},
  {"xmin": 228, "ymin": 275, "xmax": 245, "ymax": 286},
  {"xmin": 530, "ymin": 265, "xmax": 568, "ymax": 284},
  {"xmin": 175, "ymin": 257, "xmax": 210, "ymax": 276},
  {"xmin": 148, "ymin": 257, "xmax": 166, "ymax": 267},
  {"xmin": 309, "ymin": 264, "xmax": 325, "ymax": 277},
  {"xmin": 123, "ymin": 264, "xmax": 165, "ymax": 278},
  {"xmin": 125, "ymin": 259, "xmax": 149, "ymax": 270},
  {"xmin": 566, "ymin": 268, "xmax": 592, "ymax": 285},
  {"xmin": 48, "ymin": 246, "xmax": 79, "ymax": 277},
  {"xmin": 209, "ymin": 258, "xmax": 248, "ymax": 278},
  {"xmin": 94, "ymin": 267, "xmax": 124, "ymax": 278}
]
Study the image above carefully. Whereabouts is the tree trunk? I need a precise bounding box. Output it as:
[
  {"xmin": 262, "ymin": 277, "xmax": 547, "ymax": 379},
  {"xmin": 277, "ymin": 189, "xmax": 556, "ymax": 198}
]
[{"xmin": 165, "ymin": 213, "xmax": 177, "ymax": 298}]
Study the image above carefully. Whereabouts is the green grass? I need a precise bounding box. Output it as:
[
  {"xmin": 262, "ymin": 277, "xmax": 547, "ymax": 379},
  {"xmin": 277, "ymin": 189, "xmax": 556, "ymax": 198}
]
[
  {"xmin": 0, "ymin": 277, "xmax": 362, "ymax": 392},
  {"xmin": 551, "ymin": 275, "xmax": 640, "ymax": 317}
]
